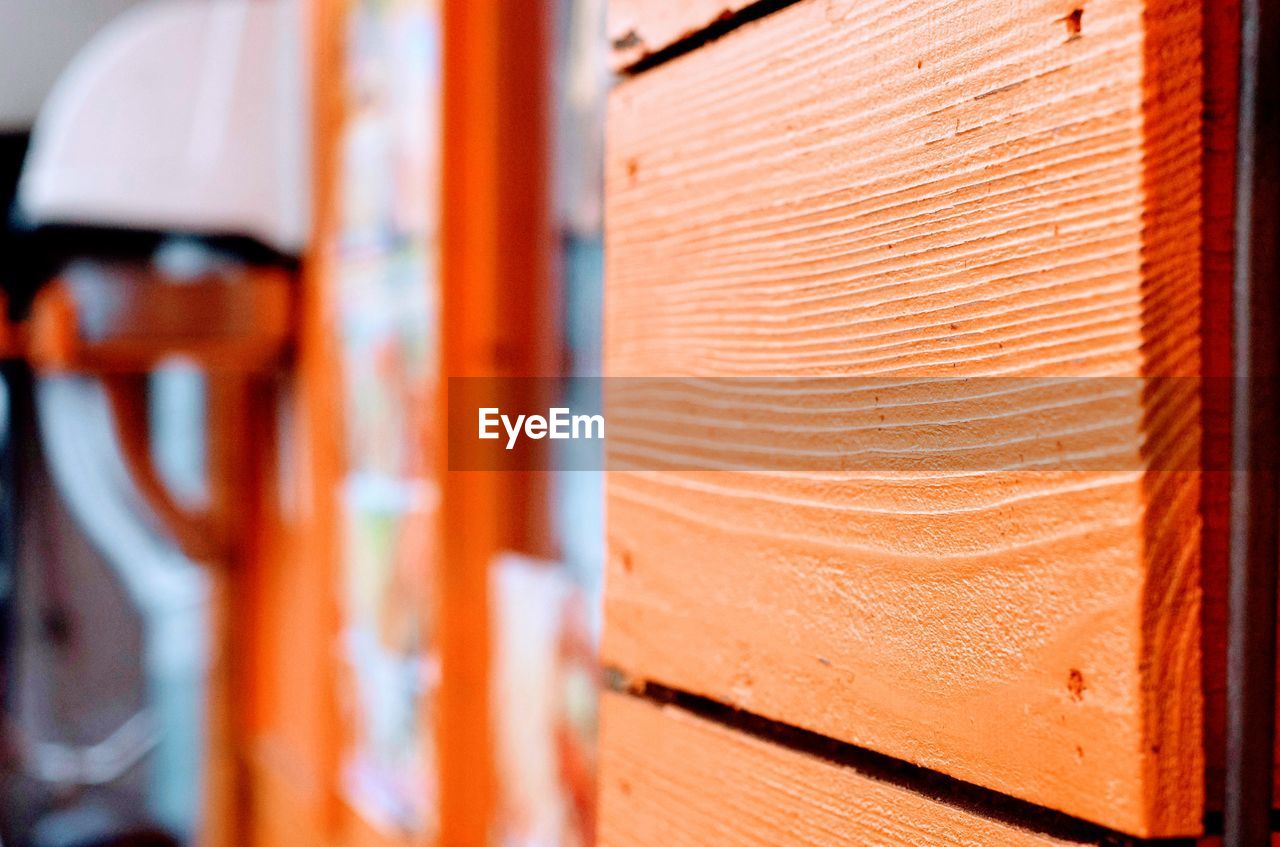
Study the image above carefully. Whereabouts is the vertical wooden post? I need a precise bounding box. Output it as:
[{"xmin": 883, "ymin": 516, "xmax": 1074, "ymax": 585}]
[
  {"xmin": 302, "ymin": 0, "xmax": 346, "ymax": 837},
  {"xmin": 199, "ymin": 375, "xmax": 267, "ymax": 847},
  {"xmin": 439, "ymin": 0, "xmax": 554, "ymax": 844}
]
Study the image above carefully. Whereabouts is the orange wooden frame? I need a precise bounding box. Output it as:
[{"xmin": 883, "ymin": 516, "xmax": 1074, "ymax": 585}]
[
  {"xmin": 438, "ymin": 1, "xmax": 556, "ymax": 845},
  {"xmin": 229, "ymin": 1, "xmax": 556, "ymax": 845}
]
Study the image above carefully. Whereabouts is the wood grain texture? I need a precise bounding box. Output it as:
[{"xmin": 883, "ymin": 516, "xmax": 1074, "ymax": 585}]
[
  {"xmin": 604, "ymin": 0, "xmax": 1204, "ymax": 836},
  {"xmin": 609, "ymin": 0, "xmax": 757, "ymax": 69},
  {"xmin": 600, "ymin": 691, "xmax": 1085, "ymax": 847}
]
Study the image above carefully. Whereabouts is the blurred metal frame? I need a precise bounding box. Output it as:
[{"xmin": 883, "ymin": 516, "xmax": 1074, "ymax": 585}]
[{"xmin": 1226, "ymin": 0, "xmax": 1280, "ymax": 844}]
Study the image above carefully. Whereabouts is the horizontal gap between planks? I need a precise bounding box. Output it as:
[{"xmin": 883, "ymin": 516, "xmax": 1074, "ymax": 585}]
[
  {"xmin": 610, "ymin": 672, "xmax": 1207, "ymax": 846},
  {"xmin": 617, "ymin": 0, "xmax": 807, "ymax": 76}
]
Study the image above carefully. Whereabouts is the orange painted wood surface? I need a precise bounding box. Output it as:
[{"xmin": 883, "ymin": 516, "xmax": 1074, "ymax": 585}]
[
  {"xmin": 235, "ymin": 0, "xmax": 346, "ymax": 843},
  {"xmin": 234, "ymin": 1, "xmax": 557, "ymax": 844},
  {"xmin": 608, "ymin": 0, "xmax": 755, "ymax": 69},
  {"xmin": 604, "ymin": 0, "xmax": 1204, "ymax": 837},
  {"xmin": 244, "ymin": 740, "xmax": 331, "ymax": 847},
  {"xmin": 600, "ymin": 691, "xmax": 1083, "ymax": 847},
  {"xmin": 17, "ymin": 269, "xmax": 292, "ymax": 375},
  {"xmin": 239, "ymin": 375, "xmax": 344, "ymax": 847},
  {"xmin": 439, "ymin": 1, "xmax": 556, "ymax": 845}
]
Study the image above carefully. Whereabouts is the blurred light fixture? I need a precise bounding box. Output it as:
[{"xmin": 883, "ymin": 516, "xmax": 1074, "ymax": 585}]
[{"xmin": 16, "ymin": 0, "xmax": 308, "ymax": 254}]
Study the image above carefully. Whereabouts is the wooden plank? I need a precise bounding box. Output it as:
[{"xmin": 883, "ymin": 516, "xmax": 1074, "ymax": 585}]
[
  {"xmin": 439, "ymin": 0, "xmax": 557, "ymax": 844},
  {"xmin": 609, "ymin": 0, "xmax": 757, "ymax": 70},
  {"xmin": 603, "ymin": 0, "xmax": 1204, "ymax": 837},
  {"xmin": 246, "ymin": 737, "xmax": 332, "ymax": 847},
  {"xmin": 600, "ymin": 691, "xmax": 1088, "ymax": 847},
  {"xmin": 228, "ymin": 0, "xmax": 348, "ymax": 842}
]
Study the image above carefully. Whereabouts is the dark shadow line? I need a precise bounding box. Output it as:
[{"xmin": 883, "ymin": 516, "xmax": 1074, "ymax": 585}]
[
  {"xmin": 614, "ymin": 675, "xmax": 1203, "ymax": 847},
  {"xmin": 619, "ymin": 0, "xmax": 807, "ymax": 76}
]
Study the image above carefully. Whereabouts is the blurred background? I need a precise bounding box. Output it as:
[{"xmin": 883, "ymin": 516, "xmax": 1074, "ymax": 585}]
[{"xmin": 0, "ymin": 1, "xmax": 605, "ymax": 845}]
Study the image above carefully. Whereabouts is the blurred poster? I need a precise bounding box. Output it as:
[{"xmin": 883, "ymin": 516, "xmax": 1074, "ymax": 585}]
[
  {"xmin": 339, "ymin": 480, "xmax": 439, "ymax": 832},
  {"xmin": 334, "ymin": 0, "xmax": 441, "ymax": 835},
  {"xmin": 491, "ymin": 555, "xmax": 599, "ymax": 847}
]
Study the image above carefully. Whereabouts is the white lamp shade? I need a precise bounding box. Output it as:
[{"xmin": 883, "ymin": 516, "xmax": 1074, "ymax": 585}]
[{"xmin": 17, "ymin": 0, "xmax": 309, "ymax": 254}]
